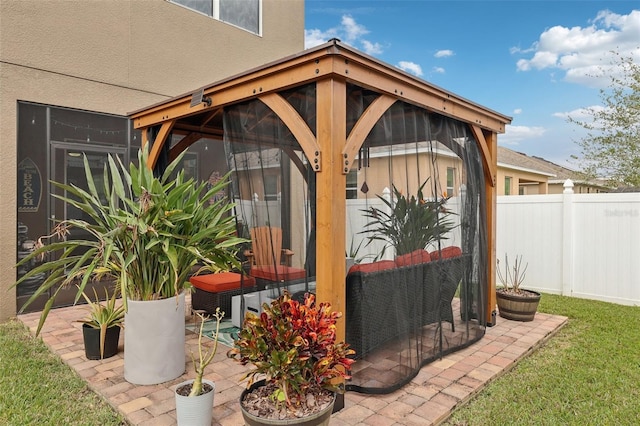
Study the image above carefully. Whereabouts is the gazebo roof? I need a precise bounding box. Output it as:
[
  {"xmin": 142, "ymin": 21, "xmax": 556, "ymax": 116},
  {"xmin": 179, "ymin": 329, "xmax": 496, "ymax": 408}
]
[{"xmin": 129, "ymin": 39, "xmax": 511, "ymax": 173}]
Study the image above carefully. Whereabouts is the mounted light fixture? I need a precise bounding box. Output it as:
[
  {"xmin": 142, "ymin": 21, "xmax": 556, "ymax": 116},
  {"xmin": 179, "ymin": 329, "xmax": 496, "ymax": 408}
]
[{"xmin": 190, "ymin": 88, "xmax": 212, "ymax": 108}]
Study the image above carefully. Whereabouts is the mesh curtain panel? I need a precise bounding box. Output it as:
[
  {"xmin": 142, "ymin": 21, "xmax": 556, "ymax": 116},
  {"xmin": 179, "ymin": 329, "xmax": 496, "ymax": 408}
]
[
  {"xmin": 223, "ymin": 83, "xmax": 487, "ymax": 394},
  {"xmin": 344, "ymin": 85, "xmax": 487, "ymax": 393},
  {"xmin": 223, "ymin": 85, "xmax": 316, "ymax": 299}
]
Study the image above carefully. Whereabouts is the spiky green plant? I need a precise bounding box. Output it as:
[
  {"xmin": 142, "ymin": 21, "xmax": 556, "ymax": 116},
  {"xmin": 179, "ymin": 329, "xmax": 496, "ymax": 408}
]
[
  {"xmin": 14, "ymin": 146, "xmax": 245, "ymax": 336},
  {"xmin": 361, "ymin": 179, "xmax": 456, "ymax": 257},
  {"xmin": 76, "ymin": 286, "xmax": 124, "ymax": 359}
]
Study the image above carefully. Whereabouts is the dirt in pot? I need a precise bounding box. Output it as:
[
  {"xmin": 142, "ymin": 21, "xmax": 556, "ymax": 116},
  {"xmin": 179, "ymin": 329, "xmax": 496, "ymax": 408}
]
[
  {"xmin": 176, "ymin": 382, "xmax": 214, "ymax": 396},
  {"xmin": 242, "ymin": 382, "xmax": 334, "ymax": 420}
]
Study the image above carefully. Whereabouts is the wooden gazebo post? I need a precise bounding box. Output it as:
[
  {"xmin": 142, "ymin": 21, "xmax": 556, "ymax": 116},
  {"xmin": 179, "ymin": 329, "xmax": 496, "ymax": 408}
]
[{"xmin": 315, "ymin": 77, "xmax": 348, "ymax": 341}]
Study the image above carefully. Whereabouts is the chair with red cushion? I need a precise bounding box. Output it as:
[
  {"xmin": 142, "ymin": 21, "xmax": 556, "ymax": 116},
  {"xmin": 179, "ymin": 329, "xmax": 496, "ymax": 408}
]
[{"xmin": 244, "ymin": 226, "xmax": 307, "ymax": 287}]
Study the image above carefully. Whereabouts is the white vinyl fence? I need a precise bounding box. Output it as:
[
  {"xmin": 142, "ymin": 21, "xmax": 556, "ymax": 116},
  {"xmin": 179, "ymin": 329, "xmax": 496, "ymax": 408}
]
[{"xmin": 497, "ymin": 181, "xmax": 640, "ymax": 306}]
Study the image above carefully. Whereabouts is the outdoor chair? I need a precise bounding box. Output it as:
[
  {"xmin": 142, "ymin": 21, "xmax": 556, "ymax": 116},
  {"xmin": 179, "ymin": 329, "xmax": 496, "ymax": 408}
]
[{"xmin": 244, "ymin": 226, "xmax": 306, "ymax": 288}]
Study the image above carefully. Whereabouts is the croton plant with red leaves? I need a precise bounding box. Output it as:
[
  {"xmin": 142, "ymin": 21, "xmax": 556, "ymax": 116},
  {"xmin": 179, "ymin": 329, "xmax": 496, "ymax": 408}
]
[{"xmin": 228, "ymin": 290, "xmax": 355, "ymax": 407}]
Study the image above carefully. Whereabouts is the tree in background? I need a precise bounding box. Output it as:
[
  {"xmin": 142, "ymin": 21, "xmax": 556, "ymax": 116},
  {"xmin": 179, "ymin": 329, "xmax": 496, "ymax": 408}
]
[{"xmin": 569, "ymin": 52, "xmax": 640, "ymax": 186}]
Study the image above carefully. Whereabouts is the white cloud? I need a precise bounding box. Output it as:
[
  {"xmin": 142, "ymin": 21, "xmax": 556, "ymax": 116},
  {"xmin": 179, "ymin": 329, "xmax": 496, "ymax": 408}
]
[
  {"xmin": 434, "ymin": 50, "xmax": 454, "ymax": 58},
  {"xmin": 398, "ymin": 61, "xmax": 423, "ymax": 77},
  {"xmin": 513, "ymin": 108, "xmax": 522, "ymax": 115},
  {"xmin": 341, "ymin": 15, "xmax": 369, "ymax": 42},
  {"xmin": 304, "ymin": 15, "xmax": 385, "ymax": 56},
  {"xmin": 432, "ymin": 66, "xmax": 445, "ymax": 74},
  {"xmin": 304, "ymin": 28, "xmax": 338, "ymax": 49},
  {"xmin": 500, "ymin": 125, "xmax": 546, "ymax": 145},
  {"xmin": 361, "ymin": 40, "xmax": 383, "ymax": 55},
  {"xmin": 513, "ymin": 10, "xmax": 640, "ymax": 87}
]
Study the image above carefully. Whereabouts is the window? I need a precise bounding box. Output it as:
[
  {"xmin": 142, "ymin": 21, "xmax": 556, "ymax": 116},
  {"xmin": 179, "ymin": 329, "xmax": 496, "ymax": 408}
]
[
  {"xmin": 171, "ymin": 0, "xmax": 261, "ymax": 34},
  {"xmin": 504, "ymin": 176, "xmax": 512, "ymax": 195},
  {"xmin": 446, "ymin": 167, "xmax": 455, "ymax": 197},
  {"xmin": 264, "ymin": 174, "xmax": 278, "ymax": 201},
  {"xmin": 346, "ymin": 170, "xmax": 358, "ymax": 199}
]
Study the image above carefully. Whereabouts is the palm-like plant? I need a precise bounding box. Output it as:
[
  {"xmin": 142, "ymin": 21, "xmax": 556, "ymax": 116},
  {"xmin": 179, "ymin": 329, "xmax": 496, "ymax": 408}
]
[
  {"xmin": 15, "ymin": 147, "xmax": 245, "ymax": 335},
  {"xmin": 361, "ymin": 179, "xmax": 456, "ymax": 257}
]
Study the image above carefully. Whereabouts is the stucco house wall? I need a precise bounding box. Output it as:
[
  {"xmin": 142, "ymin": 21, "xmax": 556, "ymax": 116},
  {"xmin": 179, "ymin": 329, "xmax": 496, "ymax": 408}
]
[{"xmin": 0, "ymin": 0, "xmax": 304, "ymax": 320}]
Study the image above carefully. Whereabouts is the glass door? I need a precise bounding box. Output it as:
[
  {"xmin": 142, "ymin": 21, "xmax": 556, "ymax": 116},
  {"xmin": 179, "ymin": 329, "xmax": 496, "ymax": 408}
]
[{"xmin": 16, "ymin": 144, "xmax": 127, "ymax": 312}]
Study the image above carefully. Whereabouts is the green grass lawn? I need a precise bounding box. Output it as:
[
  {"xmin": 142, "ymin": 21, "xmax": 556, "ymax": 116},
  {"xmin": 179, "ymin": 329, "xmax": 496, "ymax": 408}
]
[
  {"xmin": 0, "ymin": 319, "xmax": 125, "ymax": 426},
  {"xmin": 446, "ymin": 293, "xmax": 640, "ymax": 425}
]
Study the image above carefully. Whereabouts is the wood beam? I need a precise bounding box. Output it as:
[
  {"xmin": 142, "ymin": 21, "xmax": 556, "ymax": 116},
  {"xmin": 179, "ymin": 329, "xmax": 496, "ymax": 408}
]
[
  {"xmin": 259, "ymin": 93, "xmax": 321, "ymax": 171},
  {"xmin": 146, "ymin": 120, "xmax": 175, "ymax": 170},
  {"xmin": 484, "ymin": 131, "xmax": 498, "ymax": 326},
  {"xmin": 315, "ymin": 78, "xmax": 347, "ymax": 342},
  {"xmin": 342, "ymin": 94, "xmax": 396, "ymax": 173},
  {"xmin": 470, "ymin": 124, "xmax": 496, "ymax": 187},
  {"xmin": 169, "ymin": 132, "xmax": 203, "ymax": 162}
]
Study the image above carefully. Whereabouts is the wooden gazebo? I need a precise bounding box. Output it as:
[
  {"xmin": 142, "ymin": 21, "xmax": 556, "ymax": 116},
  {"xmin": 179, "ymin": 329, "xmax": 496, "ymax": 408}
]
[{"xmin": 130, "ymin": 39, "xmax": 511, "ymax": 344}]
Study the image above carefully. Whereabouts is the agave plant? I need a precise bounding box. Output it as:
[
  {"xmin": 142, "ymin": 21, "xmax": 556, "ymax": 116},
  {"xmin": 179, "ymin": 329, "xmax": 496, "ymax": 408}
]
[
  {"xmin": 14, "ymin": 146, "xmax": 245, "ymax": 335},
  {"xmin": 361, "ymin": 179, "xmax": 456, "ymax": 257}
]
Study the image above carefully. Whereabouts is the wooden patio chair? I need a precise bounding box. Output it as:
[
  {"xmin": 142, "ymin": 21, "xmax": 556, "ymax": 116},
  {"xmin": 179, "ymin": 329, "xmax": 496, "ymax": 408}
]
[{"xmin": 244, "ymin": 226, "xmax": 306, "ymax": 285}]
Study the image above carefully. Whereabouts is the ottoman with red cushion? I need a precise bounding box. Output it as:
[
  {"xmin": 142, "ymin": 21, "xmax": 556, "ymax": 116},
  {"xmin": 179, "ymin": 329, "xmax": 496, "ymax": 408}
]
[{"xmin": 189, "ymin": 272, "xmax": 256, "ymax": 317}]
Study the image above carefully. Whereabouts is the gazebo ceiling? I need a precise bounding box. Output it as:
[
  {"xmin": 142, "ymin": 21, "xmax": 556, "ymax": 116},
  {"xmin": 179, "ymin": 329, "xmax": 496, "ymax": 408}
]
[{"xmin": 129, "ymin": 39, "xmax": 511, "ymax": 170}]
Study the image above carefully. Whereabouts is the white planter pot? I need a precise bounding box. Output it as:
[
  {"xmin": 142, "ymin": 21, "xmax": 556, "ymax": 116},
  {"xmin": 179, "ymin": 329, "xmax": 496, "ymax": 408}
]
[
  {"xmin": 175, "ymin": 379, "xmax": 215, "ymax": 426},
  {"xmin": 124, "ymin": 292, "xmax": 186, "ymax": 385}
]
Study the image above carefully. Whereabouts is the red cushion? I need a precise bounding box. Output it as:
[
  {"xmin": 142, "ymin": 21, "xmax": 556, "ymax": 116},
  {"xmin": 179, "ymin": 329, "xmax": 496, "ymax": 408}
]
[
  {"xmin": 250, "ymin": 265, "xmax": 307, "ymax": 282},
  {"xmin": 189, "ymin": 272, "xmax": 256, "ymax": 293},
  {"xmin": 348, "ymin": 260, "xmax": 396, "ymax": 275},
  {"xmin": 395, "ymin": 249, "xmax": 432, "ymax": 267},
  {"xmin": 430, "ymin": 246, "xmax": 462, "ymax": 260}
]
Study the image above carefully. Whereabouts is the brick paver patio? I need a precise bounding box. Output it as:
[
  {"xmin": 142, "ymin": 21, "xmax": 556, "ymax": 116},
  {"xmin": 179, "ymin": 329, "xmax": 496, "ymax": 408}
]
[{"xmin": 18, "ymin": 299, "xmax": 567, "ymax": 425}]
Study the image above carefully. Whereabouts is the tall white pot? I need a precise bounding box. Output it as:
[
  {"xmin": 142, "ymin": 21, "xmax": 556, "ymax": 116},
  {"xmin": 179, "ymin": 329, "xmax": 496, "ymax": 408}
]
[{"xmin": 124, "ymin": 292, "xmax": 186, "ymax": 385}]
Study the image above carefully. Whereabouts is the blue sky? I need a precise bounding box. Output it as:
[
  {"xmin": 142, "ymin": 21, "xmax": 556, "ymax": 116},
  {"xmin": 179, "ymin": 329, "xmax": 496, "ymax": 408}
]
[{"xmin": 304, "ymin": 1, "xmax": 640, "ymax": 168}]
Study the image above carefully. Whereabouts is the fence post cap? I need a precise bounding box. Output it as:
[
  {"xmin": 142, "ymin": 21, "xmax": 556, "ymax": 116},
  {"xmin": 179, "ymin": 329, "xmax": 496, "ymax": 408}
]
[{"xmin": 563, "ymin": 179, "xmax": 574, "ymax": 193}]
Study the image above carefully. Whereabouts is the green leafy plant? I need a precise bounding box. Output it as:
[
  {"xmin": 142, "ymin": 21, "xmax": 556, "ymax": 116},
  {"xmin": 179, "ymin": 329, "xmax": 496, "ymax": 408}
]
[
  {"xmin": 361, "ymin": 179, "xmax": 456, "ymax": 257},
  {"xmin": 188, "ymin": 309, "xmax": 223, "ymax": 397},
  {"xmin": 228, "ymin": 291, "xmax": 355, "ymax": 412},
  {"xmin": 14, "ymin": 146, "xmax": 245, "ymax": 336},
  {"xmin": 76, "ymin": 286, "xmax": 124, "ymax": 359},
  {"xmin": 496, "ymin": 254, "xmax": 528, "ymax": 294}
]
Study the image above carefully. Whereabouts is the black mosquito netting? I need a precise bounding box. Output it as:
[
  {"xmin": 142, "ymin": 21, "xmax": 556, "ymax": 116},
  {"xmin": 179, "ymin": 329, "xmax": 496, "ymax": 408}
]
[{"xmin": 222, "ymin": 83, "xmax": 487, "ymax": 394}]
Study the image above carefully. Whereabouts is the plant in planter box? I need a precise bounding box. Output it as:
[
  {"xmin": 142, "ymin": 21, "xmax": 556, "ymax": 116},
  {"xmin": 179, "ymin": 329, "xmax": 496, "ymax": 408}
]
[
  {"xmin": 175, "ymin": 309, "xmax": 224, "ymax": 426},
  {"xmin": 228, "ymin": 290, "xmax": 355, "ymax": 425},
  {"xmin": 361, "ymin": 179, "xmax": 456, "ymax": 258},
  {"xmin": 77, "ymin": 286, "xmax": 124, "ymax": 360},
  {"xmin": 496, "ymin": 254, "xmax": 541, "ymax": 322},
  {"xmin": 14, "ymin": 146, "xmax": 245, "ymax": 384}
]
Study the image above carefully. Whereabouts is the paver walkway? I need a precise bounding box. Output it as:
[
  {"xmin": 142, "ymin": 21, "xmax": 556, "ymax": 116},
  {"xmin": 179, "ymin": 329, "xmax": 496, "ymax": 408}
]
[{"xmin": 18, "ymin": 301, "xmax": 567, "ymax": 425}]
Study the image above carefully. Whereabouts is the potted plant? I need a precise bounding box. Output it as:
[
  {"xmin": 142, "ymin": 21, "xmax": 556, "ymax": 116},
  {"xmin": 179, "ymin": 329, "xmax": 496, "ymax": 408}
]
[
  {"xmin": 496, "ymin": 254, "xmax": 541, "ymax": 321},
  {"xmin": 77, "ymin": 286, "xmax": 124, "ymax": 360},
  {"xmin": 14, "ymin": 146, "xmax": 244, "ymax": 384},
  {"xmin": 228, "ymin": 290, "xmax": 355, "ymax": 425},
  {"xmin": 175, "ymin": 309, "xmax": 223, "ymax": 426},
  {"xmin": 361, "ymin": 179, "xmax": 456, "ymax": 258}
]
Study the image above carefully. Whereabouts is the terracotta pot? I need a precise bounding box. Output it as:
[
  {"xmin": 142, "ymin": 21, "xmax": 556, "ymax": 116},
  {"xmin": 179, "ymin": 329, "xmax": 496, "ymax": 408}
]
[{"xmin": 496, "ymin": 289, "xmax": 541, "ymax": 322}]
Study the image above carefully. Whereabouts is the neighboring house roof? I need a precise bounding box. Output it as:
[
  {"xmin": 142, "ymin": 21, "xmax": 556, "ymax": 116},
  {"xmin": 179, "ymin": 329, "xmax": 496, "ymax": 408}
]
[
  {"xmin": 497, "ymin": 146, "xmax": 556, "ymax": 177},
  {"xmin": 497, "ymin": 146, "xmax": 612, "ymax": 191}
]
